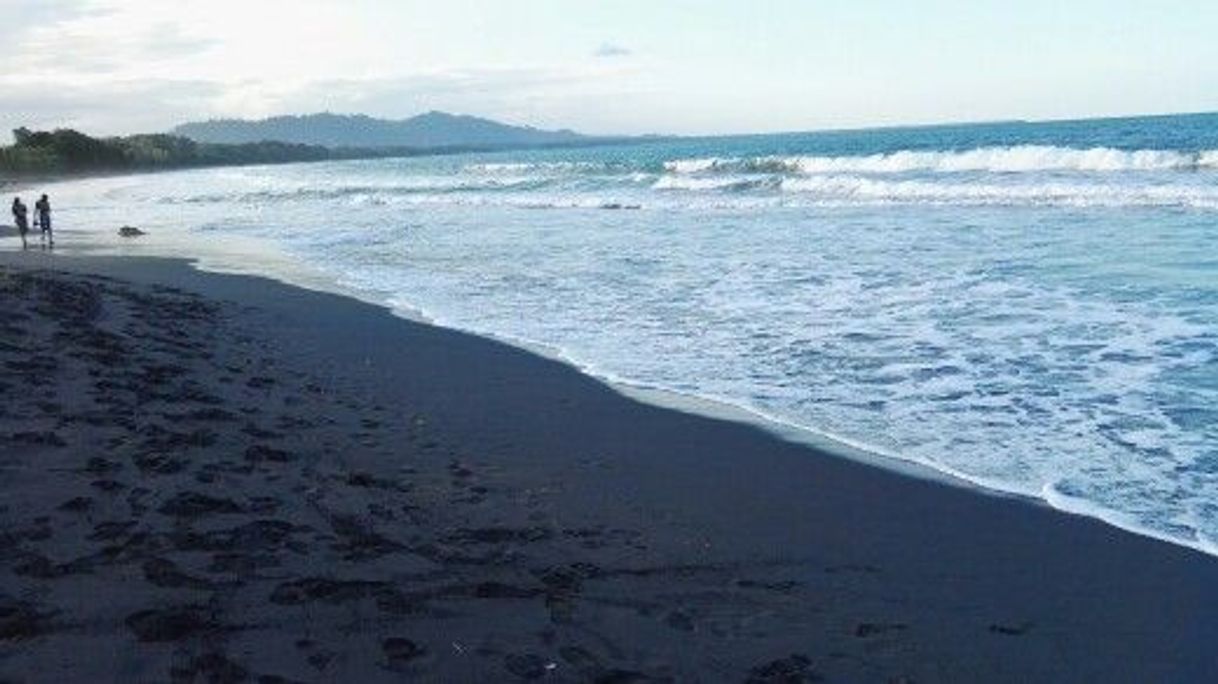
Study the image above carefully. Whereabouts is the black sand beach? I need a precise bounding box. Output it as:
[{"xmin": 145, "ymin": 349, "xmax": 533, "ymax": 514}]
[{"xmin": 2, "ymin": 252, "xmax": 1216, "ymax": 683}]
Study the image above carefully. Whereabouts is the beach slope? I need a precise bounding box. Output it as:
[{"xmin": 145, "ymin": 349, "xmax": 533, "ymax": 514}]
[{"xmin": 1, "ymin": 253, "xmax": 1215, "ymax": 683}]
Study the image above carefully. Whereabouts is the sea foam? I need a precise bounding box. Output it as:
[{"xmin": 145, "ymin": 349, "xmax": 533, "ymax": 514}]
[
  {"xmin": 41, "ymin": 115, "xmax": 1218, "ymax": 558},
  {"xmin": 665, "ymin": 146, "xmax": 1218, "ymax": 175}
]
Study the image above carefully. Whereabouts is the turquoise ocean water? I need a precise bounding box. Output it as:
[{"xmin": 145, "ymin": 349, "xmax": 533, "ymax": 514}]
[{"xmin": 34, "ymin": 112, "xmax": 1218, "ymax": 554}]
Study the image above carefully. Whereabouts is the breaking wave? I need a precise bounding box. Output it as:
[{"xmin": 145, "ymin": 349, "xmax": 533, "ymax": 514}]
[
  {"xmin": 464, "ymin": 161, "xmax": 616, "ymax": 174},
  {"xmin": 777, "ymin": 175, "xmax": 1218, "ymax": 208},
  {"xmin": 40, "ymin": 111, "xmax": 1218, "ymax": 557},
  {"xmin": 665, "ymin": 146, "xmax": 1218, "ymax": 175}
]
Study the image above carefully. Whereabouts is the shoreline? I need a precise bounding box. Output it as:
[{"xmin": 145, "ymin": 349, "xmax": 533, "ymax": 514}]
[
  {"xmin": 6, "ymin": 237, "xmax": 1218, "ymax": 556},
  {"xmin": 2, "ymin": 250, "xmax": 1216, "ymax": 682},
  {"xmin": 14, "ymin": 240, "xmax": 1052, "ymax": 504},
  {"xmin": 0, "ymin": 135, "xmax": 673, "ymax": 193},
  {"xmin": 93, "ymin": 239, "xmax": 1217, "ymax": 559}
]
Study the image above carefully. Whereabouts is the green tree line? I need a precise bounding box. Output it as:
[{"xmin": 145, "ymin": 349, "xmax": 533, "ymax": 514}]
[
  {"xmin": 0, "ymin": 126, "xmax": 632, "ymax": 180},
  {"xmin": 0, "ymin": 127, "xmax": 388, "ymax": 176}
]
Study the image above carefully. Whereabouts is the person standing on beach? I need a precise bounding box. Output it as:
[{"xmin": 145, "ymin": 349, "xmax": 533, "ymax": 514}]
[
  {"xmin": 34, "ymin": 194, "xmax": 53, "ymax": 247},
  {"xmin": 11, "ymin": 197, "xmax": 29, "ymax": 249}
]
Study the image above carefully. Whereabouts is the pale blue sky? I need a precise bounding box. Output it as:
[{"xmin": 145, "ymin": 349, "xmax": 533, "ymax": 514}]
[{"xmin": 1, "ymin": 0, "xmax": 1215, "ymax": 136}]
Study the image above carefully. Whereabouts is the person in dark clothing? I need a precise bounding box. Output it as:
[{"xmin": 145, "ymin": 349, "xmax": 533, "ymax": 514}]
[
  {"xmin": 11, "ymin": 197, "xmax": 29, "ymax": 249},
  {"xmin": 34, "ymin": 194, "xmax": 52, "ymax": 247}
]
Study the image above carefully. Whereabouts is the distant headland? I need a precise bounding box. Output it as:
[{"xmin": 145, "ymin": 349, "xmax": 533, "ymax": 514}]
[{"xmin": 0, "ymin": 112, "xmax": 646, "ymax": 180}]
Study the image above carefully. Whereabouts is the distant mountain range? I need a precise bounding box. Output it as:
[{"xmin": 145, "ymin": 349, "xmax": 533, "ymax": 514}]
[{"xmin": 173, "ymin": 112, "xmax": 591, "ymax": 150}]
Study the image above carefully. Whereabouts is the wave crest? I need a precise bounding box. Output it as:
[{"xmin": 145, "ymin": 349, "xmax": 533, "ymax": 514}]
[
  {"xmin": 665, "ymin": 146, "xmax": 1218, "ymax": 175},
  {"xmin": 779, "ymin": 175, "xmax": 1218, "ymax": 208},
  {"xmin": 464, "ymin": 161, "xmax": 616, "ymax": 174}
]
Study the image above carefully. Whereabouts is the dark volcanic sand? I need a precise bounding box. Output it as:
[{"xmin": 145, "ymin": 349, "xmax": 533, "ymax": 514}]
[{"xmin": 1, "ymin": 253, "xmax": 1216, "ymax": 683}]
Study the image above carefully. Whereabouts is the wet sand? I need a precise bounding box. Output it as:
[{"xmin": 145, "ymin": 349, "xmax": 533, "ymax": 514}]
[{"xmin": 1, "ymin": 252, "xmax": 1216, "ymax": 683}]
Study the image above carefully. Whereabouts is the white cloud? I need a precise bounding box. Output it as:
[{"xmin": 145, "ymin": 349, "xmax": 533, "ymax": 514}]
[
  {"xmin": 0, "ymin": 0, "xmax": 103, "ymax": 35},
  {"xmin": 0, "ymin": 0, "xmax": 653, "ymax": 136},
  {"xmin": 0, "ymin": 79, "xmax": 226, "ymax": 139}
]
